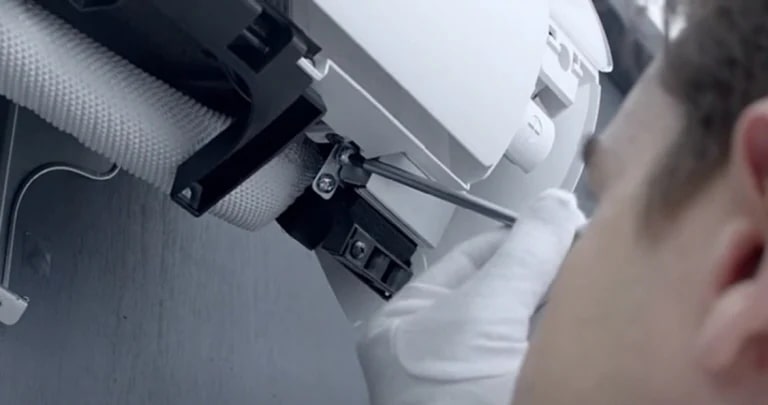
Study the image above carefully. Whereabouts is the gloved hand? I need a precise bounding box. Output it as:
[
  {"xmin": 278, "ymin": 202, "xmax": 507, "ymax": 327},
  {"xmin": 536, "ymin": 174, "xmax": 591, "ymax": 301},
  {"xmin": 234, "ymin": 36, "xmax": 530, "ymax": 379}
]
[{"xmin": 357, "ymin": 189, "xmax": 586, "ymax": 405}]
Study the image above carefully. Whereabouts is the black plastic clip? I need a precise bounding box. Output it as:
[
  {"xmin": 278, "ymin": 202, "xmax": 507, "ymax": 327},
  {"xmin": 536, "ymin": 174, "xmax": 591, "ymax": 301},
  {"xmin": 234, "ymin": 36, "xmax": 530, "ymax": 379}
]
[{"xmin": 170, "ymin": 1, "xmax": 326, "ymax": 216}]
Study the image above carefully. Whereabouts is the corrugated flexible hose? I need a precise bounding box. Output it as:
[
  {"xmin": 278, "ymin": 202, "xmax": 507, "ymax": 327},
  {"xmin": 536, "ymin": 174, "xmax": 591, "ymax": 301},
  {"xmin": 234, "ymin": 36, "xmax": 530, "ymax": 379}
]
[{"xmin": 0, "ymin": 0, "xmax": 322, "ymax": 230}]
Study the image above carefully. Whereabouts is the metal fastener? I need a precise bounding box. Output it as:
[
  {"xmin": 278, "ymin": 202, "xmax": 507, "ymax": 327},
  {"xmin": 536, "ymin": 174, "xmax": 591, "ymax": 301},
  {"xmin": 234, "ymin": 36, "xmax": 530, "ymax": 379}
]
[
  {"xmin": 338, "ymin": 147, "xmax": 355, "ymax": 166},
  {"xmin": 349, "ymin": 240, "xmax": 368, "ymax": 260},
  {"xmin": 315, "ymin": 174, "xmax": 337, "ymax": 193},
  {"xmin": 180, "ymin": 187, "xmax": 193, "ymax": 199}
]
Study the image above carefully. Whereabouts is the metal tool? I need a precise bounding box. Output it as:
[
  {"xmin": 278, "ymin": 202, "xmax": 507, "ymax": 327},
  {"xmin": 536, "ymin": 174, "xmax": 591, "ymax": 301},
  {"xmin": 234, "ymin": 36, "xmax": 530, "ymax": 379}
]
[{"xmin": 339, "ymin": 150, "xmax": 519, "ymax": 226}]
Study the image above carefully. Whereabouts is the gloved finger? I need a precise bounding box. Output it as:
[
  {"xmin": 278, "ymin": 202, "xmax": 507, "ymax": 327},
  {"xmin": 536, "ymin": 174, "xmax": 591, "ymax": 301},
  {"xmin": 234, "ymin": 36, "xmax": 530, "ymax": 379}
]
[
  {"xmin": 460, "ymin": 189, "xmax": 586, "ymax": 317},
  {"xmin": 410, "ymin": 228, "xmax": 509, "ymax": 291},
  {"xmin": 392, "ymin": 190, "xmax": 585, "ymax": 380},
  {"xmin": 369, "ymin": 229, "xmax": 508, "ymax": 326}
]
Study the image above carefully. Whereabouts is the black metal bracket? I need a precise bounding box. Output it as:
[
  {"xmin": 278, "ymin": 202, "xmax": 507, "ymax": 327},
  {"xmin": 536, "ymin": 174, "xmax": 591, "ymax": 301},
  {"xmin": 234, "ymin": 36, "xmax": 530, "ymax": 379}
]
[
  {"xmin": 68, "ymin": 0, "xmax": 121, "ymax": 11},
  {"xmin": 278, "ymin": 182, "xmax": 416, "ymax": 300},
  {"xmin": 163, "ymin": 0, "xmax": 326, "ymax": 216}
]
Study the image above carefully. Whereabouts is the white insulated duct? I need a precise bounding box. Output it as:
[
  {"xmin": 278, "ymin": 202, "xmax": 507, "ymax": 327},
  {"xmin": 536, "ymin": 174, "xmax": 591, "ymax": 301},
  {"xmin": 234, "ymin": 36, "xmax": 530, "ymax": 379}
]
[{"xmin": 0, "ymin": 0, "xmax": 321, "ymax": 230}]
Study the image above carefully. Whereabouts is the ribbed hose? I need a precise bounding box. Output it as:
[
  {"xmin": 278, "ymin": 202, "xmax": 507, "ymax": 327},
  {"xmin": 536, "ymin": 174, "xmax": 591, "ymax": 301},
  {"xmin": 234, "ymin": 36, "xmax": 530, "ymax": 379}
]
[{"xmin": 0, "ymin": 0, "xmax": 321, "ymax": 230}]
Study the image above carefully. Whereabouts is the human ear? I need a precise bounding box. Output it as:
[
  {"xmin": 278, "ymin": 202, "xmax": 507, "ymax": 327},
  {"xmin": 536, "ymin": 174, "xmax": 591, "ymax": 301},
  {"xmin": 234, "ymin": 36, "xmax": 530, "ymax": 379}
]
[
  {"xmin": 735, "ymin": 101, "xmax": 768, "ymax": 199},
  {"xmin": 694, "ymin": 223, "xmax": 766, "ymax": 372},
  {"xmin": 694, "ymin": 100, "xmax": 768, "ymax": 373}
]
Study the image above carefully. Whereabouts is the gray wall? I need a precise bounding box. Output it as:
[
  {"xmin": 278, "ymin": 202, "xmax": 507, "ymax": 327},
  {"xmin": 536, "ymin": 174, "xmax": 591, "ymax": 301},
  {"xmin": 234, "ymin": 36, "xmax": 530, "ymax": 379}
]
[{"xmin": 0, "ymin": 101, "xmax": 369, "ymax": 404}]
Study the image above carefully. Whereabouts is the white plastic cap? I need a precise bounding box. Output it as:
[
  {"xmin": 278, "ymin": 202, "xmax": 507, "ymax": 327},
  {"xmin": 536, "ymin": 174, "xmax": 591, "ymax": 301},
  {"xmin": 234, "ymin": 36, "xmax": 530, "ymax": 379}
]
[{"xmin": 505, "ymin": 101, "xmax": 556, "ymax": 173}]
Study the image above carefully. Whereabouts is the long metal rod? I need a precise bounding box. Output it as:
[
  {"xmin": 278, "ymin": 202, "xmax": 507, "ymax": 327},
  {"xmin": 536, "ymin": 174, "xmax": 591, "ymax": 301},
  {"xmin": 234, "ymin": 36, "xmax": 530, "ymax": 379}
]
[{"xmin": 346, "ymin": 154, "xmax": 519, "ymax": 226}]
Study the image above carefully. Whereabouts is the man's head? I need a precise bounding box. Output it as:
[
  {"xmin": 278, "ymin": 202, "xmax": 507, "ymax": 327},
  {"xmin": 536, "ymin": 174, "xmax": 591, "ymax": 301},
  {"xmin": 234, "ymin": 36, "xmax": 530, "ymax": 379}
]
[{"xmin": 514, "ymin": 1, "xmax": 768, "ymax": 403}]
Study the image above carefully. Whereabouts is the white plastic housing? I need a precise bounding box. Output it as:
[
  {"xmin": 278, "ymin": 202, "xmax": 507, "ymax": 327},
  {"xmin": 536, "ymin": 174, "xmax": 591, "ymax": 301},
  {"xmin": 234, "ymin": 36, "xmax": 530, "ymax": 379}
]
[
  {"xmin": 308, "ymin": 0, "xmax": 551, "ymax": 186},
  {"xmin": 296, "ymin": 0, "xmax": 611, "ymax": 249},
  {"xmin": 505, "ymin": 101, "xmax": 556, "ymax": 173},
  {"xmin": 551, "ymin": 0, "xmax": 614, "ymax": 72}
]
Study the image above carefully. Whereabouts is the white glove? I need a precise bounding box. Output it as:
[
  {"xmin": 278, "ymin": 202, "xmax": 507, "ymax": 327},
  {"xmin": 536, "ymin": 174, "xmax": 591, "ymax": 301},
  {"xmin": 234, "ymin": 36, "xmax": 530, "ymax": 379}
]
[{"xmin": 357, "ymin": 189, "xmax": 586, "ymax": 405}]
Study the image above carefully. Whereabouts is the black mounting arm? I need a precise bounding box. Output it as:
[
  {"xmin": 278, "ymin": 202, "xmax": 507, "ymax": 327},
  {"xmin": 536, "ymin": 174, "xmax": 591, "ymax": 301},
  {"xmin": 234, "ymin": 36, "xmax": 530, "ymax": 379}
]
[{"xmin": 152, "ymin": 0, "xmax": 326, "ymax": 216}]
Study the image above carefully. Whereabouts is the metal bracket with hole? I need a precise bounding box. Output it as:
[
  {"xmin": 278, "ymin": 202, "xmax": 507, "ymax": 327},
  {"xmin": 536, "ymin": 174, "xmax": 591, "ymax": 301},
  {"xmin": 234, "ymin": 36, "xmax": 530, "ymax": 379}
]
[
  {"xmin": 312, "ymin": 141, "xmax": 371, "ymax": 199},
  {"xmin": 311, "ymin": 144, "xmax": 344, "ymax": 200}
]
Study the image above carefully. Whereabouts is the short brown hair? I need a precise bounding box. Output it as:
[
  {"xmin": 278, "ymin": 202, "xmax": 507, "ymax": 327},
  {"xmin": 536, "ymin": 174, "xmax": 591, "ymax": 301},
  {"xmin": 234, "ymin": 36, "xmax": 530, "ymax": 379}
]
[{"xmin": 649, "ymin": 0, "xmax": 768, "ymax": 214}]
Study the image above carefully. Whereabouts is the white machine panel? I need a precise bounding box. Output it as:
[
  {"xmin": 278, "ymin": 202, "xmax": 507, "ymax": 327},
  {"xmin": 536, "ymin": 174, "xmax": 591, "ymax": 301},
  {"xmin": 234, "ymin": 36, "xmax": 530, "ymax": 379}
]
[
  {"xmin": 361, "ymin": 154, "xmax": 456, "ymax": 249},
  {"xmin": 312, "ymin": 0, "xmax": 551, "ymax": 183},
  {"xmin": 551, "ymin": 0, "xmax": 614, "ymax": 72},
  {"xmin": 306, "ymin": 59, "xmax": 466, "ymax": 189}
]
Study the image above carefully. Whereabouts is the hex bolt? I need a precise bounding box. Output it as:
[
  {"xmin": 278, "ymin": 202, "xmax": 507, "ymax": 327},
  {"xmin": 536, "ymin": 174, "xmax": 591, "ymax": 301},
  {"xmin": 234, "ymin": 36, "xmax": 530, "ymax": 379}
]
[
  {"xmin": 349, "ymin": 240, "xmax": 368, "ymax": 260},
  {"xmin": 315, "ymin": 174, "xmax": 337, "ymax": 193}
]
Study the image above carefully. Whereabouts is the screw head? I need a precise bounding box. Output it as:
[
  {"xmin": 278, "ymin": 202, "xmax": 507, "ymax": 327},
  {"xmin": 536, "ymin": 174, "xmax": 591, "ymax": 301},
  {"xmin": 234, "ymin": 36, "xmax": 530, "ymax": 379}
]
[
  {"xmin": 180, "ymin": 187, "xmax": 193, "ymax": 201},
  {"xmin": 349, "ymin": 240, "xmax": 368, "ymax": 260},
  {"xmin": 315, "ymin": 174, "xmax": 337, "ymax": 193}
]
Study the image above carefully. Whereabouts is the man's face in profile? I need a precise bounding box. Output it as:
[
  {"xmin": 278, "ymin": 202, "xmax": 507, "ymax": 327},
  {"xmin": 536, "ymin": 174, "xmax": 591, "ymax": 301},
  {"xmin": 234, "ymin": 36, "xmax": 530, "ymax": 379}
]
[{"xmin": 513, "ymin": 59, "xmax": 768, "ymax": 404}]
